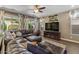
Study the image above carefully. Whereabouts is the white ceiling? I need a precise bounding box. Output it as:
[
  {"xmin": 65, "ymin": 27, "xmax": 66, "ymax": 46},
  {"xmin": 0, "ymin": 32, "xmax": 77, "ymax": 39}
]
[{"xmin": 0, "ymin": 5, "xmax": 79, "ymax": 17}]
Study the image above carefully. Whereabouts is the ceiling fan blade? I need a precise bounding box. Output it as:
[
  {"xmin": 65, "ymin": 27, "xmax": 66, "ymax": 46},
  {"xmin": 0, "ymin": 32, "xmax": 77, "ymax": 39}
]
[
  {"xmin": 39, "ymin": 7, "xmax": 46, "ymax": 9},
  {"xmin": 39, "ymin": 10, "xmax": 43, "ymax": 12}
]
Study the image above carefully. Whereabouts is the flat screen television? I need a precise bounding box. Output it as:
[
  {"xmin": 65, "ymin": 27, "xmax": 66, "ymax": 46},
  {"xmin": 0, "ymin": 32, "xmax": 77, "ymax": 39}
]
[{"xmin": 45, "ymin": 22, "xmax": 59, "ymax": 31}]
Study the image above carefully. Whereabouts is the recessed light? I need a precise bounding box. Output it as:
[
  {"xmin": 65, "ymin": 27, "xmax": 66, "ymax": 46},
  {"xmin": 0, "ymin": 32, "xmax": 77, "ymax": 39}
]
[{"xmin": 71, "ymin": 5, "xmax": 75, "ymax": 7}]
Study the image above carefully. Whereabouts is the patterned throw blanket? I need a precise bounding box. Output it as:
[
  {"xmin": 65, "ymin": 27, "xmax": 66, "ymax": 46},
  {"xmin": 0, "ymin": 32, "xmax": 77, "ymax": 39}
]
[
  {"xmin": 6, "ymin": 37, "xmax": 32, "ymax": 54},
  {"xmin": 6, "ymin": 37, "xmax": 66, "ymax": 54}
]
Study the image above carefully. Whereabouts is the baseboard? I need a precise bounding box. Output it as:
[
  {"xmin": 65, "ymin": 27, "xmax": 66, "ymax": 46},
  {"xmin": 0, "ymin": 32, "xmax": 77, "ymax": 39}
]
[{"xmin": 61, "ymin": 38, "xmax": 79, "ymax": 44}]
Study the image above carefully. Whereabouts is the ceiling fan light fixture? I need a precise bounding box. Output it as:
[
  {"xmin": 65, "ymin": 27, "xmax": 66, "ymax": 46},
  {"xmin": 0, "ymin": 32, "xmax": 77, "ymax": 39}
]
[{"xmin": 34, "ymin": 9, "xmax": 39, "ymax": 13}]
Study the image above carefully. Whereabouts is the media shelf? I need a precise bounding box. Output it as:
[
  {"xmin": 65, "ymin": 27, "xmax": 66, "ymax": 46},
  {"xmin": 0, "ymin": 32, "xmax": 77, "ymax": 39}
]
[{"xmin": 44, "ymin": 31, "xmax": 61, "ymax": 40}]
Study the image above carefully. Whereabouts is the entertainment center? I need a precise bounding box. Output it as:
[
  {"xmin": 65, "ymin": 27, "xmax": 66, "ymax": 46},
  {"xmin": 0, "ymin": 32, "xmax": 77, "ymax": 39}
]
[{"xmin": 44, "ymin": 22, "xmax": 61, "ymax": 40}]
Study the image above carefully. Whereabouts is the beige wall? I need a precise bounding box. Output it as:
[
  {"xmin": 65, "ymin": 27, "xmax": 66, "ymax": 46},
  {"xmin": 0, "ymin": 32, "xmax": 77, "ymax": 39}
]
[
  {"xmin": 58, "ymin": 12, "xmax": 79, "ymax": 42},
  {"xmin": 58, "ymin": 12, "xmax": 71, "ymax": 39},
  {"xmin": 40, "ymin": 11, "xmax": 79, "ymax": 42}
]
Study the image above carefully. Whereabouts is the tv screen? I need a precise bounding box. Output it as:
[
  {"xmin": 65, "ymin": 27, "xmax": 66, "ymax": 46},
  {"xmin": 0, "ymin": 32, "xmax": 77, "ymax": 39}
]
[{"xmin": 45, "ymin": 22, "xmax": 59, "ymax": 31}]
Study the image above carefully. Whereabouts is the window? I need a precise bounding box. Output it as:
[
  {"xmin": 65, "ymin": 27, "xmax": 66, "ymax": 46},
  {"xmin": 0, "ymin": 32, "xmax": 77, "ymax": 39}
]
[
  {"xmin": 70, "ymin": 9, "xmax": 79, "ymax": 35},
  {"xmin": 3, "ymin": 18, "xmax": 19, "ymax": 30}
]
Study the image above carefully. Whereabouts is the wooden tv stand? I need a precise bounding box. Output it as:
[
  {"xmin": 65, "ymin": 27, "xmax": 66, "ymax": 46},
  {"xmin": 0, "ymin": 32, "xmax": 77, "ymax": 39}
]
[{"xmin": 44, "ymin": 31, "xmax": 61, "ymax": 40}]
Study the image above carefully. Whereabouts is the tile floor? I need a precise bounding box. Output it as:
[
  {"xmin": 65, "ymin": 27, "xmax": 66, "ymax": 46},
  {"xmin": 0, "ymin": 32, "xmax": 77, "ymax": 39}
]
[{"xmin": 43, "ymin": 37, "xmax": 79, "ymax": 54}]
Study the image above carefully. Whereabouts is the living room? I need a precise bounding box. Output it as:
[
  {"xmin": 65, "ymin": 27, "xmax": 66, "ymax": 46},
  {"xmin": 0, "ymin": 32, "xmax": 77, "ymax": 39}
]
[{"xmin": 0, "ymin": 5, "xmax": 79, "ymax": 54}]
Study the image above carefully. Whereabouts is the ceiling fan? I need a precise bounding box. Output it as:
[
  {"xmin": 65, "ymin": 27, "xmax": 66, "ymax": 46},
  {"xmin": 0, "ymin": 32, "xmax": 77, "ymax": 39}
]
[{"xmin": 31, "ymin": 5, "xmax": 46, "ymax": 13}]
